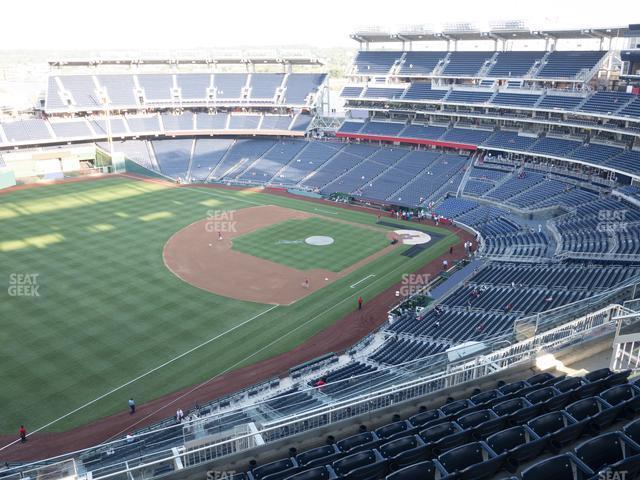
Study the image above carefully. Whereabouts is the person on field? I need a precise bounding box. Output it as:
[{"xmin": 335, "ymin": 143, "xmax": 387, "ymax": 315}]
[
  {"xmin": 19, "ymin": 425, "xmax": 26, "ymax": 443},
  {"xmin": 128, "ymin": 398, "xmax": 136, "ymax": 414},
  {"xmin": 358, "ymin": 296, "xmax": 363, "ymax": 310},
  {"xmin": 218, "ymin": 231, "xmax": 223, "ymax": 241},
  {"xmin": 303, "ymin": 278, "xmax": 310, "ymax": 289}
]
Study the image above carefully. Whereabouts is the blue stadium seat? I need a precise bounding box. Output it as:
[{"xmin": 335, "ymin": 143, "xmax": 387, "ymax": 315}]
[
  {"xmin": 521, "ymin": 453, "xmax": 594, "ymax": 480},
  {"xmin": 574, "ymin": 431, "xmax": 640, "ymax": 475},
  {"xmin": 331, "ymin": 449, "xmax": 388, "ymax": 479},
  {"xmin": 437, "ymin": 441, "xmax": 504, "ymax": 479},
  {"xmin": 385, "ymin": 460, "xmax": 446, "ymax": 480},
  {"xmin": 296, "ymin": 444, "xmax": 342, "ymax": 469},
  {"xmin": 487, "ymin": 425, "xmax": 547, "ymax": 473},
  {"xmin": 378, "ymin": 435, "xmax": 431, "ymax": 470},
  {"xmin": 527, "ymin": 411, "xmax": 585, "ymax": 452},
  {"xmin": 565, "ymin": 396, "xmax": 622, "ymax": 434}
]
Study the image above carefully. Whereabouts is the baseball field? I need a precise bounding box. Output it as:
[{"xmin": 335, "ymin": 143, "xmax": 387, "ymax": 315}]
[{"xmin": 0, "ymin": 175, "xmax": 457, "ymax": 435}]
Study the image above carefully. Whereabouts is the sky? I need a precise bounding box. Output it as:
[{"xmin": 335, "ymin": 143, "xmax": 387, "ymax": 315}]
[{"xmin": 1, "ymin": 0, "xmax": 638, "ymax": 51}]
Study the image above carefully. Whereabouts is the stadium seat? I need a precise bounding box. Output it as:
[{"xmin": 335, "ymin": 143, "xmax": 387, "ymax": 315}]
[
  {"xmin": 419, "ymin": 421, "xmax": 463, "ymax": 444},
  {"xmin": 375, "ymin": 420, "xmax": 414, "ymax": 441},
  {"xmin": 296, "ymin": 445, "xmax": 342, "ymax": 468},
  {"xmin": 378, "ymin": 435, "xmax": 431, "ymax": 469},
  {"xmin": 554, "ymin": 376, "xmax": 584, "ymax": 394},
  {"xmin": 408, "ymin": 409, "xmax": 445, "ymax": 428},
  {"xmin": 521, "ymin": 453, "xmax": 594, "ymax": 480},
  {"xmin": 432, "ymin": 427, "xmax": 475, "ymax": 455},
  {"xmin": 486, "ymin": 425, "xmax": 547, "ymax": 472},
  {"xmin": 585, "ymin": 367, "xmax": 614, "ymax": 383},
  {"xmin": 283, "ymin": 466, "xmax": 336, "ymax": 480},
  {"xmin": 331, "ymin": 449, "xmax": 388, "ymax": 479},
  {"xmin": 526, "ymin": 386, "xmax": 573, "ymax": 412},
  {"xmin": 605, "ymin": 369, "xmax": 632, "ymax": 388},
  {"xmin": 526, "ymin": 372, "xmax": 557, "ymax": 386},
  {"xmin": 456, "ymin": 408, "xmax": 506, "ymax": 439},
  {"xmin": 440, "ymin": 399, "xmax": 475, "ymax": 416},
  {"xmin": 437, "ymin": 441, "xmax": 505, "ymax": 479},
  {"xmin": 385, "ymin": 460, "xmax": 447, "ymax": 480},
  {"xmin": 492, "ymin": 398, "xmax": 544, "ymax": 425},
  {"xmin": 527, "ymin": 411, "xmax": 585, "ymax": 452},
  {"xmin": 565, "ymin": 396, "xmax": 622, "ymax": 433},
  {"xmin": 337, "ymin": 431, "xmax": 382, "ymax": 455},
  {"xmin": 471, "ymin": 389, "xmax": 503, "ymax": 406},
  {"xmin": 251, "ymin": 458, "xmax": 300, "ymax": 480},
  {"xmin": 574, "ymin": 431, "xmax": 640, "ymax": 474},
  {"xmin": 600, "ymin": 384, "xmax": 640, "ymax": 417},
  {"xmin": 623, "ymin": 418, "xmax": 640, "ymax": 444}
]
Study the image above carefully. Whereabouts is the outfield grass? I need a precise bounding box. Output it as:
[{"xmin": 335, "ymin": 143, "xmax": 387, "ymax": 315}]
[
  {"xmin": 232, "ymin": 217, "xmax": 389, "ymax": 271},
  {"xmin": 0, "ymin": 177, "xmax": 457, "ymax": 433}
]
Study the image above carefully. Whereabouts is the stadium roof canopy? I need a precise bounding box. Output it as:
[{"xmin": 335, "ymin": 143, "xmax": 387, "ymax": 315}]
[
  {"xmin": 48, "ymin": 57, "xmax": 324, "ymax": 68},
  {"xmin": 351, "ymin": 22, "xmax": 633, "ymax": 43}
]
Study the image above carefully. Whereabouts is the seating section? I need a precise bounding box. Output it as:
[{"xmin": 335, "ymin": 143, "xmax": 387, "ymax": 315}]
[
  {"xmin": 578, "ymin": 91, "xmax": 635, "ymax": 114},
  {"xmin": 399, "ymin": 52, "xmax": 446, "ymax": 76},
  {"xmin": 189, "ymin": 139, "xmax": 235, "ymax": 181},
  {"xmin": 482, "ymin": 131, "xmax": 538, "ymax": 151},
  {"xmin": 2, "ymin": 119, "xmax": 53, "ymax": 142},
  {"xmin": 353, "ymin": 51, "xmax": 400, "ymax": 76},
  {"xmin": 151, "ymin": 139, "xmax": 193, "ymax": 179},
  {"xmin": 44, "ymin": 73, "xmax": 326, "ymax": 112},
  {"xmin": 528, "ymin": 137, "xmax": 582, "ymax": 157},
  {"xmin": 487, "ymin": 51, "xmax": 545, "ymax": 77},
  {"xmin": 442, "ymin": 52, "xmax": 493, "ymax": 76},
  {"xmin": 537, "ymin": 51, "xmax": 606, "ymax": 79},
  {"xmin": 237, "ymin": 369, "xmax": 640, "ymax": 480},
  {"xmin": 553, "ymin": 197, "xmax": 640, "ymax": 256},
  {"xmin": 492, "ymin": 92, "xmax": 541, "ymax": 107},
  {"xmin": 401, "ymin": 83, "xmax": 447, "ymax": 101},
  {"xmin": 362, "ymin": 87, "xmax": 406, "ymax": 99}
]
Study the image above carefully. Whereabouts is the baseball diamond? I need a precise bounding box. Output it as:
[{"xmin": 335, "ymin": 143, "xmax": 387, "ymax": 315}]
[
  {"xmin": 0, "ymin": 176, "xmax": 457, "ymax": 436},
  {"xmin": 2, "ymin": 10, "xmax": 640, "ymax": 479}
]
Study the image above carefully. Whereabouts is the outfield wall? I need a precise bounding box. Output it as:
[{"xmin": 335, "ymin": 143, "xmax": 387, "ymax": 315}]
[
  {"xmin": 124, "ymin": 158, "xmax": 170, "ymax": 180},
  {"xmin": 0, "ymin": 169, "xmax": 16, "ymax": 189}
]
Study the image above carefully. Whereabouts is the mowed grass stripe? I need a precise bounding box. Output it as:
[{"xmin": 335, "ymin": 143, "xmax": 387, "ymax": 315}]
[{"xmin": 0, "ymin": 177, "xmax": 457, "ymax": 433}]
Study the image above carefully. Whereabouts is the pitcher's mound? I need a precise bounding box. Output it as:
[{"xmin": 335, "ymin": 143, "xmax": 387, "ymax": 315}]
[{"xmin": 305, "ymin": 236, "xmax": 334, "ymax": 246}]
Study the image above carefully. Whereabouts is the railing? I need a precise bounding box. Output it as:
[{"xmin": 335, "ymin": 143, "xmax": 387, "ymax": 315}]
[
  {"xmin": 513, "ymin": 278, "xmax": 640, "ymax": 340},
  {"xmin": 80, "ymin": 303, "xmax": 635, "ymax": 480},
  {"xmin": 611, "ymin": 306, "xmax": 640, "ymax": 371}
]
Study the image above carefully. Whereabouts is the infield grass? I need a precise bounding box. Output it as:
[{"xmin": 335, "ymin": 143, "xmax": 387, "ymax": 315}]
[
  {"xmin": 232, "ymin": 217, "xmax": 389, "ymax": 271},
  {"xmin": 0, "ymin": 176, "xmax": 457, "ymax": 434}
]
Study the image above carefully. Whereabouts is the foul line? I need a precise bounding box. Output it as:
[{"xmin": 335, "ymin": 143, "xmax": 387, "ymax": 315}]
[
  {"xmin": 0, "ymin": 304, "xmax": 278, "ymax": 453},
  {"xmin": 103, "ymin": 251, "xmax": 431, "ymax": 439},
  {"xmin": 313, "ymin": 207, "xmax": 339, "ymax": 215},
  {"xmin": 350, "ymin": 274, "xmax": 376, "ymax": 289}
]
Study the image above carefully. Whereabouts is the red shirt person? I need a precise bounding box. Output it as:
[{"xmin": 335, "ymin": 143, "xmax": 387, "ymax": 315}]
[
  {"xmin": 19, "ymin": 425, "xmax": 27, "ymax": 443},
  {"xmin": 358, "ymin": 296, "xmax": 363, "ymax": 310}
]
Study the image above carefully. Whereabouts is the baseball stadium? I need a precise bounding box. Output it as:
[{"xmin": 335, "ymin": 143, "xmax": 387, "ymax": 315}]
[{"xmin": 3, "ymin": 4, "xmax": 640, "ymax": 480}]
